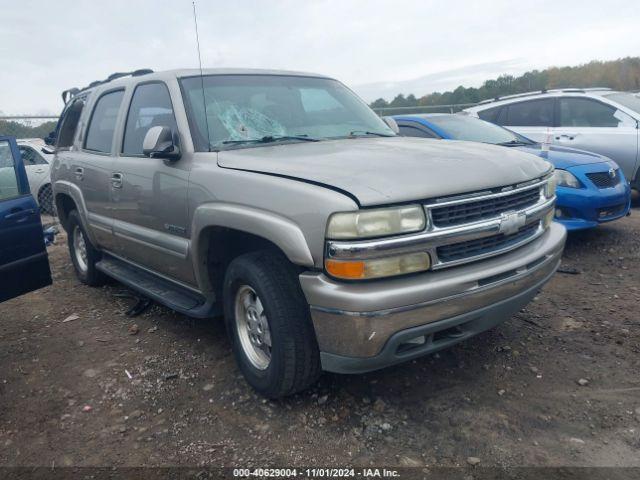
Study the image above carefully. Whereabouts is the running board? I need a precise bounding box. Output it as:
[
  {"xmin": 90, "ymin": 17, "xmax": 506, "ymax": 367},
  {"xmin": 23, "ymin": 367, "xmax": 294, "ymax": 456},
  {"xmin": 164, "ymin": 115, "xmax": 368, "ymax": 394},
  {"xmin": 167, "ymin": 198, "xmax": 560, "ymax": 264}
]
[{"xmin": 95, "ymin": 255, "xmax": 219, "ymax": 318}]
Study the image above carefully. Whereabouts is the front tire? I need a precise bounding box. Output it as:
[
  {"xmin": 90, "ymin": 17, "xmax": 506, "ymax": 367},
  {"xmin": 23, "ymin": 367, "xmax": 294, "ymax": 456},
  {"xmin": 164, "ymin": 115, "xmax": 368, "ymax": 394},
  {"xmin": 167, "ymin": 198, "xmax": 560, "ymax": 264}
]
[
  {"xmin": 67, "ymin": 210, "xmax": 106, "ymax": 287},
  {"xmin": 223, "ymin": 251, "xmax": 321, "ymax": 398}
]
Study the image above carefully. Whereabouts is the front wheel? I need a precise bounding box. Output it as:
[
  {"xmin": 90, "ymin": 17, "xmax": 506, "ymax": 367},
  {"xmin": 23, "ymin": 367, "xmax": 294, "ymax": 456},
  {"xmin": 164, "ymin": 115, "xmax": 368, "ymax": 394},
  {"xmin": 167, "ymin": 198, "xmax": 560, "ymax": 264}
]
[{"xmin": 223, "ymin": 251, "xmax": 321, "ymax": 398}]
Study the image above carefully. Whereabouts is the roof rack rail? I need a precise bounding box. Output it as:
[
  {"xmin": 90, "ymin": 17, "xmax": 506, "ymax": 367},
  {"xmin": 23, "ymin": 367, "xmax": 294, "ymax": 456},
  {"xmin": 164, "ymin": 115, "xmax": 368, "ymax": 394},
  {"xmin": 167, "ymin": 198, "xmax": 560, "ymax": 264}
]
[
  {"xmin": 477, "ymin": 87, "xmax": 613, "ymax": 106},
  {"xmin": 61, "ymin": 68, "xmax": 154, "ymax": 103}
]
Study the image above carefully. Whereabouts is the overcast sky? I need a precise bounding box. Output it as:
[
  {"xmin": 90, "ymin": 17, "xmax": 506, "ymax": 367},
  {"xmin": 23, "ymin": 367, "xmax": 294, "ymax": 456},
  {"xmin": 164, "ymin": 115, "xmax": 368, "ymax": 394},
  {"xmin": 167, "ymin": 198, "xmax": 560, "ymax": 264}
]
[{"xmin": 2, "ymin": 0, "xmax": 639, "ymax": 115}]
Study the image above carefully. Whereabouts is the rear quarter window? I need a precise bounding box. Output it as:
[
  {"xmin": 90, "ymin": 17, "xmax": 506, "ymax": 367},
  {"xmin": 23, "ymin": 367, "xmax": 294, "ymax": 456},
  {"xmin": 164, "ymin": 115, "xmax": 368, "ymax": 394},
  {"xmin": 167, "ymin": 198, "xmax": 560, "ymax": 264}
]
[{"xmin": 84, "ymin": 90, "xmax": 125, "ymax": 153}]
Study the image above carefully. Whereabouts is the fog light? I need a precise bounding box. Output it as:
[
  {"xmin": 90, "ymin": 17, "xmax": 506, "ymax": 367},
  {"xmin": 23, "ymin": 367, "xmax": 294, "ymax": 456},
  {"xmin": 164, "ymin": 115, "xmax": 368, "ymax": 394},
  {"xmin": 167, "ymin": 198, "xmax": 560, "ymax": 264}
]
[
  {"xmin": 325, "ymin": 252, "xmax": 431, "ymax": 280},
  {"xmin": 555, "ymin": 208, "xmax": 562, "ymax": 218}
]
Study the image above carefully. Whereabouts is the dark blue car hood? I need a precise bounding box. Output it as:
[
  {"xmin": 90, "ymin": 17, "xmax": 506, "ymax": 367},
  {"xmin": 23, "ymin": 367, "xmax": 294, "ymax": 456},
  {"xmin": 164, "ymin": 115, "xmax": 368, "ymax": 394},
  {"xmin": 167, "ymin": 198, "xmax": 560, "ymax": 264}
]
[{"xmin": 515, "ymin": 144, "xmax": 608, "ymax": 169}]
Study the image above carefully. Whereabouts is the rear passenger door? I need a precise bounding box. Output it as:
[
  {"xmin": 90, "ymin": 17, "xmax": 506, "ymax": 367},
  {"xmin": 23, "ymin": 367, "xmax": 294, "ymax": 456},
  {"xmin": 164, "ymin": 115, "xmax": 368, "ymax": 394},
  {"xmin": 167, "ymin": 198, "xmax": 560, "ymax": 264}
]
[
  {"xmin": 0, "ymin": 137, "xmax": 52, "ymax": 302},
  {"xmin": 499, "ymin": 98, "xmax": 555, "ymax": 142},
  {"xmin": 78, "ymin": 89, "xmax": 125, "ymax": 251},
  {"xmin": 111, "ymin": 81, "xmax": 193, "ymax": 285},
  {"xmin": 553, "ymin": 97, "xmax": 639, "ymax": 182}
]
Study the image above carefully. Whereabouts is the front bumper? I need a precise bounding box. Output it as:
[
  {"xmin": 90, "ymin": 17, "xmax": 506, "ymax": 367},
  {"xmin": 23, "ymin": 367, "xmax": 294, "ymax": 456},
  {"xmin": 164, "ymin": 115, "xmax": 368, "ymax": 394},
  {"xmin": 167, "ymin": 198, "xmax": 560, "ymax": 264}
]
[
  {"xmin": 300, "ymin": 222, "xmax": 566, "ymax": 373},
  {"xmin": 555, "ymin": 163, "xmax": 631, "ymax": 231}
]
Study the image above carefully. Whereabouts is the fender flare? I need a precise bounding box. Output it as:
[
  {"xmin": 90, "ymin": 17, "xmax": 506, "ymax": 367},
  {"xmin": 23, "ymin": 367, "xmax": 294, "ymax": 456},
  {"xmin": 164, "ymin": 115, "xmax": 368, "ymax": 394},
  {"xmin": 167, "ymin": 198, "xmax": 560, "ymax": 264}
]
[
  {"xmin": 52, "ymin": 180, "xmax": 99, "ymax": 244},
  {"xmin": 191, "ymin": 203, "xmax": 315, "ymax": 292}
]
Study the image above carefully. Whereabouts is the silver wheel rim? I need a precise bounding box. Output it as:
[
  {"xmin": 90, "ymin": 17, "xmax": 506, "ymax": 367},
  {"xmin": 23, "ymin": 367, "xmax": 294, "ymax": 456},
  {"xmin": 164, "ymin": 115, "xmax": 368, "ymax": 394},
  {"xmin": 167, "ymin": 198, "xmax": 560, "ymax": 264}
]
[
  {"xmin": 234, "ymin": 285, "xmax": 272, "ymax": 370},
  {"xmin": 73, "ymin": 225, "xmax": 89, "ymax": 274}
]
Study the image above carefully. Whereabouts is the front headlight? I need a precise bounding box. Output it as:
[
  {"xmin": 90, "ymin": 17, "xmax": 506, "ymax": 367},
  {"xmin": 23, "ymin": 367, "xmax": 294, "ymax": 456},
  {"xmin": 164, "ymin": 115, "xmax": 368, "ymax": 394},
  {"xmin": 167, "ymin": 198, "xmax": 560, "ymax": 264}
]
[
  {"xmin": 327, "ymin": 205, "xmax": 426, "ymax": 240},
  {"xmin": 553, "ymin": 169, "xmax": 581, "ymax": 189}
]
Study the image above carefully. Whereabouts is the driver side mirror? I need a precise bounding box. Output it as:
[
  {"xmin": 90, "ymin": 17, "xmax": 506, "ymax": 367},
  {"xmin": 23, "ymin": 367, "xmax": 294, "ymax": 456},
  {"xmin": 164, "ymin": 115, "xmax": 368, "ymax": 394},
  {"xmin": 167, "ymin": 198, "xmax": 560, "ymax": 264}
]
[
  {"xmin": 382, "ymin": 116, "xmax": 400, "ymax": 134},
  {"xmin": 143, "ymin": 126, "xmax": 181, "ymax": 161}
]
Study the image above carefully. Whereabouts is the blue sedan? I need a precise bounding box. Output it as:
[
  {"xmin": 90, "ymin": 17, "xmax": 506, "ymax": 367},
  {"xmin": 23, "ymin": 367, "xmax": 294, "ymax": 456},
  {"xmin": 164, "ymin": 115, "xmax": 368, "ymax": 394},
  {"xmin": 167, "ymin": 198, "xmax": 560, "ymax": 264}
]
[{"xmin": 393, "ymin": 114, "xmax": 631, "ymax": 231}]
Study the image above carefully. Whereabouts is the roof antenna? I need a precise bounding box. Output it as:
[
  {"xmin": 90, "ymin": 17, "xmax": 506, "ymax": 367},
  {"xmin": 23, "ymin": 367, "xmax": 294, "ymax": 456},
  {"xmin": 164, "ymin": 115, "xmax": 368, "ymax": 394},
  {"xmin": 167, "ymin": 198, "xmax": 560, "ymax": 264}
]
[{"xmin": 192, "ymin": 0, "xmax": 211, "ymax": 151}]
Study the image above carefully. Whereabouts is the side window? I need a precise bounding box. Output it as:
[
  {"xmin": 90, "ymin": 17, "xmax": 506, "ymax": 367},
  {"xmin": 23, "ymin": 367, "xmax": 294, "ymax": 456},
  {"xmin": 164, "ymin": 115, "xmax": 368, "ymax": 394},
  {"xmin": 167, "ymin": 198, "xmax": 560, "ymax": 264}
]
[
  {"xmin": 122, "ymin": 83, "xmax": 177, "ymax": 155},
  {"xmin": 505, "ymin": 99, "xmax": 554, "ymax": 127},
  {"xmin": 18, "ymin": 146, "xmax": 46, "ymax": 166},
  {"xmin": 478, "ymin": 106, "xmax": 501, "ymax": 123},
  {"xmin": 84, "ymin": 90, "xmax": 125, "ymax": 153},
  {"xmin": 559, "ymin": 98, "xmax": 633, "ymax": 128},
  {"xmin": 0, "ymin": 140, "xmax": 20, "ymax": 200},
  {"xmin": 398, "ymin": 124, "xmax": 437, "ymax": 138},
  {"xmin": 57, "ymin": 98, "xmax": 85, "ymax": 148}
]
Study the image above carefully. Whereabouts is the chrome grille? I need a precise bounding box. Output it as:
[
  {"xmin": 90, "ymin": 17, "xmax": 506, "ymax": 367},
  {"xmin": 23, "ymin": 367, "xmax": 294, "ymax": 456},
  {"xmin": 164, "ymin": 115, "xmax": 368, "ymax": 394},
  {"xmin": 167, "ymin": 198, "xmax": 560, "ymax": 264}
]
[
  {"xmin": 586, "ymin": 170, "xmax": 619, "ymax": 188},
  {"xmin": 431, "ymin": 187, "xmax": 540, "ymax": 227},
  {"xmin": 436, "ymin": 223, "xmax": 539, "ymax": 263}
]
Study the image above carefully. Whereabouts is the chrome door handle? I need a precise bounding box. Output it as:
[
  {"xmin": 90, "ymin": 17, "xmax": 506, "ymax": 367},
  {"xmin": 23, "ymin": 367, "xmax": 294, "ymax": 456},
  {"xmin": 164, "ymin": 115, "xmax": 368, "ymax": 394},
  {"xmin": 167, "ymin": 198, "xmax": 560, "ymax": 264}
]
[
  {"xmin": 111, "ymin": 172, "xmax": 123, "ymax": 189},
  {"xmin": 555, "ymin": 134, "xmax": 576, "ymax": 141},
  {"xmin": 35, "ymin": 169, "xmax": 45, "ymax": 174},
  {"xmin": 74, "ymin": 167, "xmax": 84, "ymax": 180}
]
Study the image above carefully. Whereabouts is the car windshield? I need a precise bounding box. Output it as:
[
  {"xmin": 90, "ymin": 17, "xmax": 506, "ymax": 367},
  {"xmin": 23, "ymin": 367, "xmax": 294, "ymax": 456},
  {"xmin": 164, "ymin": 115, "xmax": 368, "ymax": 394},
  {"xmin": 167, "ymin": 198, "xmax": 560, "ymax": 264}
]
[
  {"xmin": 180, "ymin": 74, "xmax": 395, "ymax": 151},
  {"xmin": 604, "ymin": 92, "xmax": 640, "ymax": 115},
  {"xmin": 424, "ymin": 115, "xmax": 534, "ymax": 145}
]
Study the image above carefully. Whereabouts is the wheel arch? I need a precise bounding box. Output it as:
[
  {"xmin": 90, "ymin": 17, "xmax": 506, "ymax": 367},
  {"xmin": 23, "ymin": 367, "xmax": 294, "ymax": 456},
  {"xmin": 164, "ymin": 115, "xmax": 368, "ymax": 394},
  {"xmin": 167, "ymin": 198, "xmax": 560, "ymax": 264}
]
[{"xmin": 191, "ymin": 203, "xmax": 315, "ymax": 295}]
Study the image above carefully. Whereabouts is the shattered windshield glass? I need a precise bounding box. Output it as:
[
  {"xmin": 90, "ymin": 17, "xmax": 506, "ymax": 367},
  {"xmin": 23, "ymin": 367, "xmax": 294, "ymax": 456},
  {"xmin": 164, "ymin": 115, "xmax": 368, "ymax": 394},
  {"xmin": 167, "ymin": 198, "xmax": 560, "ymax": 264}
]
[{"xmin": 179, "ymin": 74, "xmax": 395, "ymax": 150}]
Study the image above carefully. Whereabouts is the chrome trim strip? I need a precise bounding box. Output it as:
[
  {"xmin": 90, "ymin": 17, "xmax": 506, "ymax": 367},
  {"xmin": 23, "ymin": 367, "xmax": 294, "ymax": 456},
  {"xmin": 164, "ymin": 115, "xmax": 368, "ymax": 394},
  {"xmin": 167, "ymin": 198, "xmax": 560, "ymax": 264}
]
[
  {"xmin": 312, "ymin": 249, "xmax": 559, "ymax": 318},
  {"xmin": 425, "ymin": 176, "xmax": 548, "ymax": 208}
]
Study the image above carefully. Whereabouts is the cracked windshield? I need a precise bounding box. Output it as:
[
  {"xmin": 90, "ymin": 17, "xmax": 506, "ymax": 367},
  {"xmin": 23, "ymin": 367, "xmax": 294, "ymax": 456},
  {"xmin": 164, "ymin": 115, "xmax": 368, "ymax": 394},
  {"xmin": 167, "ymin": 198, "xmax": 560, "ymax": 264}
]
[{"xmin": 180, "ymin": 74, "xmax": 395, "ymax": 150}]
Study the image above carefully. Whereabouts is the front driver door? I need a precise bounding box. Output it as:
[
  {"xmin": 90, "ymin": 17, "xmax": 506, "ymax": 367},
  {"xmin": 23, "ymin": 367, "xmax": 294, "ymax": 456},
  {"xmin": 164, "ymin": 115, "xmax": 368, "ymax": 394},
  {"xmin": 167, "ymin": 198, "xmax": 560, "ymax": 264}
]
[{"xmin": 0, "ymin": 136, "xmax": 52, "ymax": 302}]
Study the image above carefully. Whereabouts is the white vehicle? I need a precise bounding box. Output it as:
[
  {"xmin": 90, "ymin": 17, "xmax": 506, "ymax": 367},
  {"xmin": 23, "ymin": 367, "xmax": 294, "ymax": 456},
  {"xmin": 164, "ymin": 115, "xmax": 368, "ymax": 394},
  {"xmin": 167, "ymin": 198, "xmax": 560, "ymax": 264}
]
[
  {"xmin": 17, "ymin": 138, "xmax": 54, "ymax": 214},
  {"xmin": 465, "ymin": 89, "xmax": 640, "ymax": 189}
]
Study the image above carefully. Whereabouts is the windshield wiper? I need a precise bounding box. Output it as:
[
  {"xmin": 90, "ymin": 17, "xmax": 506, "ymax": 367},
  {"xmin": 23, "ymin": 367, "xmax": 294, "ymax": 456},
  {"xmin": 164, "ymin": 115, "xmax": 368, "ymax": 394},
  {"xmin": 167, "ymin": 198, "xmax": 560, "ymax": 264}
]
[
  {"xmin": 222, "ymin": 135, "xmax": 319, "ymax": 145},
  {"xmin": 348, "ymin": 130, "xmax": 396, "ymax": 138}
]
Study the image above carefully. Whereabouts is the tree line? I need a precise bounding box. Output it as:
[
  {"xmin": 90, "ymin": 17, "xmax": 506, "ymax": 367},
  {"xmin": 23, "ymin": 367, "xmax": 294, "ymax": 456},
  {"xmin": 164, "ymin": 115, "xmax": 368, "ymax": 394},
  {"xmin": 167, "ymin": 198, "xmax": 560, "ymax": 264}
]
[{"xmin": 370, "ymin": 57, "xmax": 640, "ymax": 110}]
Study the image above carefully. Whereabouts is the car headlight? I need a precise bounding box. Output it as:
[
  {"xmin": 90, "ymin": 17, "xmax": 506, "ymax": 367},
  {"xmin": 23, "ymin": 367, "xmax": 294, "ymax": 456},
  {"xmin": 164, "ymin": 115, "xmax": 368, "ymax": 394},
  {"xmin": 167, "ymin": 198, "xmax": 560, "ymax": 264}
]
[
  {"xmin": 545, "ymin": 175, "xmax": 557, "ymax": 198},
  {"xmin": 553, "ymin": 169, "xmax": 581, "ymax": 189},
  {"xmin": 325, "ymin": 252, "xmax": 431, "ymax": 280},
  {"xmin": 326, "ymin": 205, "xmax": 426, "ymax": 240}
]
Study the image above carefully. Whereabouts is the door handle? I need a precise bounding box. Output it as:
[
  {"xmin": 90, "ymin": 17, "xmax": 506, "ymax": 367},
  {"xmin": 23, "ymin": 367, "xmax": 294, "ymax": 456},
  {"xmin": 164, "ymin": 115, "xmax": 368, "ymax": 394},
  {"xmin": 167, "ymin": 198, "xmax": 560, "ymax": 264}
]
[
  {"xmin": 74, "ymin": 167, "xmax": 84, "ymax": 180},
  {"xmin": 4, "ymin": 208, "xmax": 35, "ymax": 220},
  {"xmin": 111, "ymin": 172, "xmax": 124, "ymax": 189},
  {"xmin": 555, "ymin": 134, "xmax": 576, "ymax": 141},
  {"xmin": 35, "ymin": 169, "xmax": 45, "ymax": 174}
]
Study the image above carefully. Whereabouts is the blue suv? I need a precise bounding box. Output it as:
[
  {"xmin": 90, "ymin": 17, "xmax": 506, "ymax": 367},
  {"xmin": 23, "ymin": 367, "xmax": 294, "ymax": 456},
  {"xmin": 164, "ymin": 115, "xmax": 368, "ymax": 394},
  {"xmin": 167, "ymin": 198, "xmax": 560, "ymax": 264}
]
[{"xmin": 393, "ymin": 114, "xmax": 631, "ymax": 231}]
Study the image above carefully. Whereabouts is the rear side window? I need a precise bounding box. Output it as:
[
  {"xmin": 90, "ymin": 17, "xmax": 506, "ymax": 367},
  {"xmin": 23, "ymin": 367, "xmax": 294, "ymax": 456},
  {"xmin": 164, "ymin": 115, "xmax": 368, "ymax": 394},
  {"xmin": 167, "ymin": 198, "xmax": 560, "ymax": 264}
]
[
  {"xmin": 84, "ymin": 90, "xmax": 124, "ymax": 153},
  {"xmin": 477, "ymin": 106, "xmax": 501, "ymax": 123},
  {"xmin": 18, "ymin": 145, "xmax": 47, "ymax": 165},
  {"xmin": 505, "ymin": 99, "xmax": 554, "ymax": 127},
  {"xmin": 122, "ymin": 83, "xmax": 177, "ymax": 155},
  {"xmin": 57, "ymin": 98, "xmax": 85, "ymax": 148},
  {"xmin": 559, "ymin": 98, "xmax": 633, "ymax": 128}
]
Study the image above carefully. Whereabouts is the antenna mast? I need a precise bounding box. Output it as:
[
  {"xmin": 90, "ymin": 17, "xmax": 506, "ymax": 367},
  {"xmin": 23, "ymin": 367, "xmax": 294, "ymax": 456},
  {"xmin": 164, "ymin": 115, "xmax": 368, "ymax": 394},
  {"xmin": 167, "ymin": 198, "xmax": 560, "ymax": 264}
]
[{"xmin": 192, "ymin": 0, "xmax": 211, "ymax": 151}]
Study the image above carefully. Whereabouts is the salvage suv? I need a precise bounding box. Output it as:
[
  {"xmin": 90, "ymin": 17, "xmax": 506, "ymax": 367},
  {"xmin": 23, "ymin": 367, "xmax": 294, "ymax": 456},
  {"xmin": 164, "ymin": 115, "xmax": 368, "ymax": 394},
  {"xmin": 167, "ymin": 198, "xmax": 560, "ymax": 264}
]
[{"xmin": 51, "ymin": 69, "xmax": 566, "ymax": 397}]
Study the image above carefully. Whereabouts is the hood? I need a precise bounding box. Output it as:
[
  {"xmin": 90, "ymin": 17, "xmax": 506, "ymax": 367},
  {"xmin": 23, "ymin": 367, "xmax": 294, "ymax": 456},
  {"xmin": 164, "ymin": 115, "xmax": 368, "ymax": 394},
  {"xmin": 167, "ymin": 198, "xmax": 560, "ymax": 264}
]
[
  {"xmin": 515, "ymin": 144, "xmax": 608, "ymax": 170},
  {"xmin": 218, "ymin": 137, "xmax": 552, "ymax": 206}
]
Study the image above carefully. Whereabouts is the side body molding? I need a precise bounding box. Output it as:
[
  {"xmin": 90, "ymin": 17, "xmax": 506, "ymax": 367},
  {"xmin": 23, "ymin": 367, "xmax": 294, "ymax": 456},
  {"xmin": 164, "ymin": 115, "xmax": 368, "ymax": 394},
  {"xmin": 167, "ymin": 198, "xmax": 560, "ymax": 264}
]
[{"xmin": 191, "ymin": 203, "xmax": 315, "ymax": 292}]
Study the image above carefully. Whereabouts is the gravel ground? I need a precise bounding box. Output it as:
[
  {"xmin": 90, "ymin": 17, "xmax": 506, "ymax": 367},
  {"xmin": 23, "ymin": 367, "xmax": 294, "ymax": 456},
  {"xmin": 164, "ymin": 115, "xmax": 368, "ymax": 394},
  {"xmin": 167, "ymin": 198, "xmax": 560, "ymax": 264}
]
[{"xmin": 1, "ymin": 212, "xmax": 639, "ymax": 470}]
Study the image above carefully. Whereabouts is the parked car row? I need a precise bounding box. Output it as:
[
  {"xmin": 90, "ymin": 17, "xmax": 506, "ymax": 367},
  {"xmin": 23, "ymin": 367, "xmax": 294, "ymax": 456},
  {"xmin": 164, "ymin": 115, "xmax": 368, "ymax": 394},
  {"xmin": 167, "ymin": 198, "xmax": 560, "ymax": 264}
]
[
  {"xmin": 2, "ymin": 69, "xmax": 634, "ymax": 398},
  {"xmin": 392, "ymin": 113, "xmax": 631, "ymax": 230}
]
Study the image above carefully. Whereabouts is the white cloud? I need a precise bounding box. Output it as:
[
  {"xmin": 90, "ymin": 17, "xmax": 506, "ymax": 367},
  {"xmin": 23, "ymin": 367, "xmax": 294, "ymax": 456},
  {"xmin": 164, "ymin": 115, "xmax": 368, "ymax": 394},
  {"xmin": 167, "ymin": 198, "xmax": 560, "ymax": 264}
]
[{"xmin": 1, "ymin": 0, "xmax": 638, "ymax": 114}]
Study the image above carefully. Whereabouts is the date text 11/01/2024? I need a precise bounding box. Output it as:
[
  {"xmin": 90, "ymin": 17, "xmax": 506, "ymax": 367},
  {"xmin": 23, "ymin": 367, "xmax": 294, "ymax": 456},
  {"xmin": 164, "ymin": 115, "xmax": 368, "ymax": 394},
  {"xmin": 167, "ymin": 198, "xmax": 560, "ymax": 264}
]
[{"xmin": 233, "ymin": 468, "xmax": 401, "ymax": 478}]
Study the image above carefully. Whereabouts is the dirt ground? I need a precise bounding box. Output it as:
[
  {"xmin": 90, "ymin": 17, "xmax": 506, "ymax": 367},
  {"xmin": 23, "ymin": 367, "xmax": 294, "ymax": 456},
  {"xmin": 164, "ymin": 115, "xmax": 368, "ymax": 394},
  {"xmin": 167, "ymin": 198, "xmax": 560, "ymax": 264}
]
[{"xmin": 1, "ymin": 211, "xmax": 639, "ymax": 470}]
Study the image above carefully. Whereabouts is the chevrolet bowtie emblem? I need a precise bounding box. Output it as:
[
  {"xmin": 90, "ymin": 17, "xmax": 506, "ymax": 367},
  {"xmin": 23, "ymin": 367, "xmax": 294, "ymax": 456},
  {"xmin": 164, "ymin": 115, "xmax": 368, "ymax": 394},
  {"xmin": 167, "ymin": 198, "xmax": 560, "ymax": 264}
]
[{"xmin": 499, "ymin": 212, "xmax": 526, "ymax": 235}]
